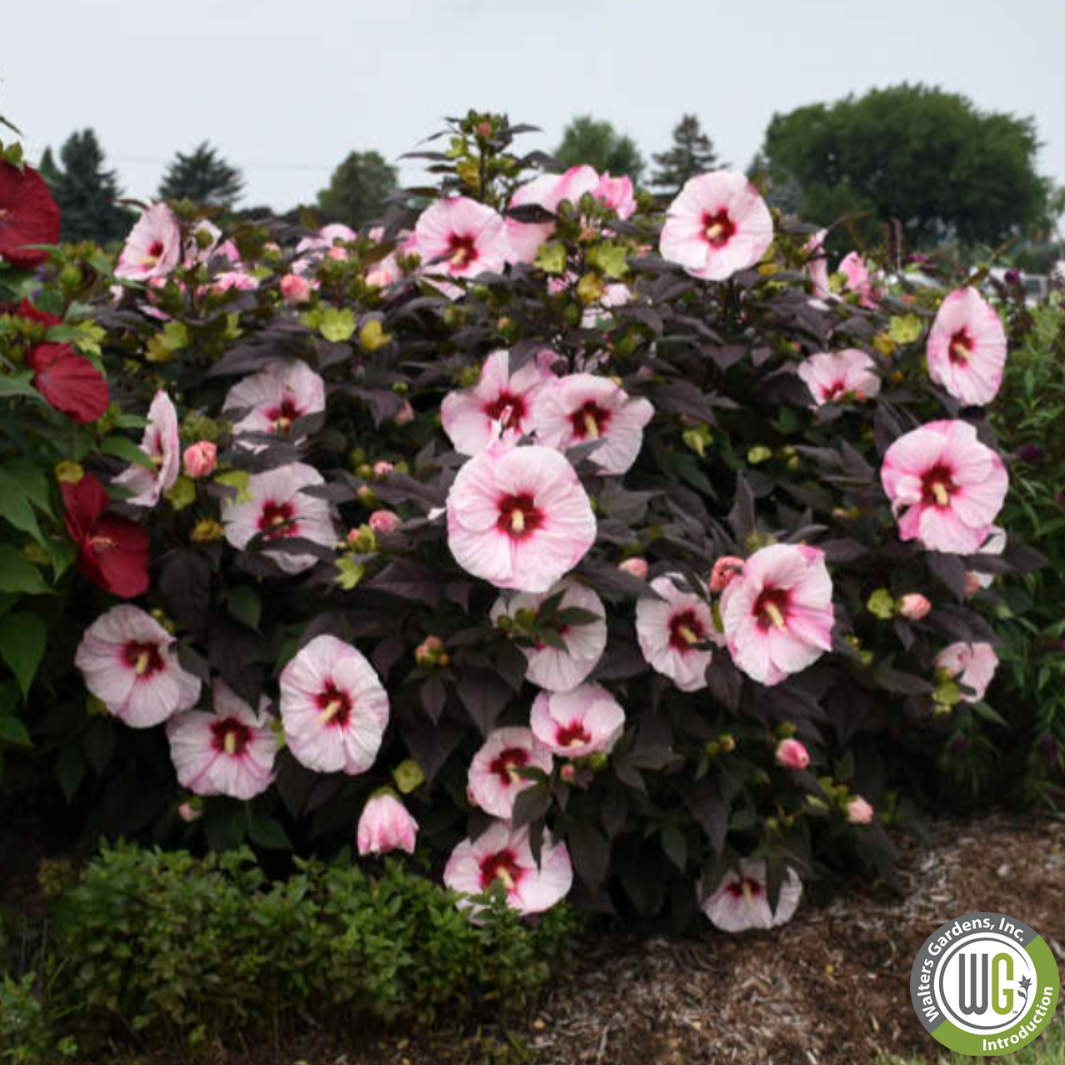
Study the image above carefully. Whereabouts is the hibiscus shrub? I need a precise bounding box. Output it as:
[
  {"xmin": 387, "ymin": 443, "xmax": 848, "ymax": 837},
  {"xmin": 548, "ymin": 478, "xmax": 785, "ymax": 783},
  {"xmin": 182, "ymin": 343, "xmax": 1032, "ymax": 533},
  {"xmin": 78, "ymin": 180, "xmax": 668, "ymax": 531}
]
[{"xmin": 3, "ymin": 112, "xmax": 1034, "ymax": 930}]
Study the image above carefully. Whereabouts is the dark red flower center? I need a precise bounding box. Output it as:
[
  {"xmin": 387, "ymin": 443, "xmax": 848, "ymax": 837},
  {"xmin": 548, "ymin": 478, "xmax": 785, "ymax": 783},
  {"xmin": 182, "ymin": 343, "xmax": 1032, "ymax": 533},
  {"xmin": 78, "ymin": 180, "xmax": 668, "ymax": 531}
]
[
  {"xmin": 258, "ymin": 500, "xmax": 298, "ymax": 540},
  {"xmin": 948, "ymin": 329, "xmax": 973, "ymax": 364},
  {"xmin": 702, "ymin": 209, "xmax": 736, "ymax": 248},
  {"xmin": 726, "ymin": 876, "xmax": 764, "ymax": 900},
  {"xmin": 555, "ymin": 721, "xmax": 592, "ymax": 748},
  {"xmin": 266, "ymin": 397, "xmax": 301, "ymax": 432},
  {"xmin": 823, "ymin": 380, "xmax": 847, "ymax": 401},
  {"xmin": 921, "ymin": 465, "xmax": 956, "ymax": 508},
  {"xmin": 479, "ymin": 848, "xmax": 524, "ymax": 892},
  {"xmin": 754, "ymin": 587, "xmax": 791, "ymax": 631},
  {"xmin": 211, "ymin": 717, "xmax": 252, "ymax": 756},
  {"xmin": 123, "ymin": 640, "xmax": 165, "ymax": 678},
  {"xmin": 669, "ymin": 610, "xmax": 705, "ymax": 652},
  {"xmin": 496, "ymin": 493, "xmax": 543, "ymax": 540},
  {"xmin": 483, "ymin": 390, "xmax": 526, "ymax": 430},
  {"xmin": 448, "ymin": 234, "xmax": 478, "ymax": 270},
  {"xmin": 315, "ymin": 682, "xmax": 352, "ymax": 728},
  {"xmin": 569, "ymin": 401, "xmax": 612, "ymax": 441},
  {"xmin": 489, "ymin": 746, "xmax": 529, "ymax": 786}
]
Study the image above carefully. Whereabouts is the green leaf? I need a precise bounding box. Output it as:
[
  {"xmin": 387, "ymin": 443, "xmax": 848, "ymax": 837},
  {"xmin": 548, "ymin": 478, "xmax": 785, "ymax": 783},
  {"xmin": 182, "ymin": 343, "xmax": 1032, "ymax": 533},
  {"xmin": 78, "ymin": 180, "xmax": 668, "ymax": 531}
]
[
  {"xmin": 593, "ymin": 241, "xmax": 629, "ymax": 280},
  {"xmin": 3, "ymin": 459, "xmax": 54, "ymax": 518},
  {"xmin": 319, "ymin": 307, "xmax": 356, "ymax": 343},
  {"xmin": 215, "ymin": 470, "xmax": 252, "ymax": 504},
  {"xmin": 0, "ymin": 545, "xmax": 50, "ymax": 594},
  {"xmin": 0, "ymin": 714, "xmax": 31, "ymax": 748},
  {"xmin": 47, "ymin": 538, "xmax": 78, "ymax": 580},
  {"xmin": 55, "ymin": 742, "xmax": 86, "ymax": 802},
  {"xmin": 533, "ymin": 242, "xmax": 567, "ymax": 274},
  {"xmin": 888, "ymin": 313, "xmax": 923, "ymax": 344},
  {"xmin": 165, "ymin": 476, "xmax": 197, "ymax": 511},
  {"xmin": 661, "ymin": 824, "xmax": 688, "ymax": 871},
  {"xmin": 226, "ymin": 586, "xmax": 262, "ymax": 631},
  {"xmin": 247, "ymin": 815, "xmax": 292, "ymax": 850},
  {"xmin": 101, "ymin": 436, "xmax": 154, "ymax": 469},
  {"xmin": 0, "ymin": 471, "xmax": 43, "ymax": 544},
  {"xmin": 0, "ymin": 612, "xmax": 47, "ymax": 697},
  {"xmin": 0, "ymin": 372, "xmax": 42, "ymax": 400}
]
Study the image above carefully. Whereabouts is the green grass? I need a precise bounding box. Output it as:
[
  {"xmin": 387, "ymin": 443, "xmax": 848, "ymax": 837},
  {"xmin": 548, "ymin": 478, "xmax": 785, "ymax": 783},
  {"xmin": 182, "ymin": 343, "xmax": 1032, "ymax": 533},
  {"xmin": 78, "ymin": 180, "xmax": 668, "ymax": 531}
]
[{"xmin": 879, "ymin": 1021, "xmax": 1065, "ymax": 1064}]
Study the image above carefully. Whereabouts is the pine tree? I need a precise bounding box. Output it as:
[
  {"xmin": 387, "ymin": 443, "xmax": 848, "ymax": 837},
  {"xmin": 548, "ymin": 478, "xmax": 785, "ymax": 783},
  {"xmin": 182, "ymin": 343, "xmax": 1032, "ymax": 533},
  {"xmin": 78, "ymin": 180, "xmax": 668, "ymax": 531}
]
[
  {"xmin": 158, "ymin": 142, "xmax": 244, "ymax": 209},
  {"xmin": 651, "ymin": 115, "xmax": 723, "ymax": 197},
  {"xmin": 316, "ymin": 151, "xmax": 398, "ymax": 229},
  {"xmin": 40, "ymin": 129, "xmax": 134, "ymax": 245}
]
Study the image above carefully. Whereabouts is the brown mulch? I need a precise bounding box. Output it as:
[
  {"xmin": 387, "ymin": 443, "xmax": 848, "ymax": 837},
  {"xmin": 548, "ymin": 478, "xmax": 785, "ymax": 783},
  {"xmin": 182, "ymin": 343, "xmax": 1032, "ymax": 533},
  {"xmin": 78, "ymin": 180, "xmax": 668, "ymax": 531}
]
[{"xmin": 257, "ymin": 811, "xmax": 1065, "ymax": 1065}]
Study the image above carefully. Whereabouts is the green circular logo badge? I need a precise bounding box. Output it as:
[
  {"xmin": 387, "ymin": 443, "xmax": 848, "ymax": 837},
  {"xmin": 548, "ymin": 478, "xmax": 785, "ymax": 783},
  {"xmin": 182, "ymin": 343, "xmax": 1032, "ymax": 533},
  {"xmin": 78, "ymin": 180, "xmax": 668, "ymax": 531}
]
[{"xmin": 910, "ymin": 912, "xmax": 1060, "ymax": 1056}]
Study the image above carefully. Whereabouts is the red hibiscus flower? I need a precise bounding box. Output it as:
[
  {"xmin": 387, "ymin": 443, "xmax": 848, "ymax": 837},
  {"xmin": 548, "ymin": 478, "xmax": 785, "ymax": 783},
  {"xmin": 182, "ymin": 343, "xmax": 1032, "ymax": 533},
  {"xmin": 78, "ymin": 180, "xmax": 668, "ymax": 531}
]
[
  {"xmin": 26, "ymin": 343, "xmax": 109, "ymax": 424},
  {"xmin": 15, "ymin": 299, "xmax": 60, "ymax": 328},
  {"xmin": 62, "ymin": 474, "xmax": 150, "ymax": 598},
  {"xmin": 0, "ymin": 163, "xmax": 60, "ymax": 268}
]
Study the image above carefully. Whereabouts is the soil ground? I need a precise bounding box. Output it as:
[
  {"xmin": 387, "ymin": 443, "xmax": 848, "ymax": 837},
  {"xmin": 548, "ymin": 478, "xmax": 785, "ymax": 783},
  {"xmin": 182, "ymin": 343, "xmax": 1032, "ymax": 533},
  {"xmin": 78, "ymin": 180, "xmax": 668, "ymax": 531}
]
[{"xmin": 184, "ymin": 810, "xmax": 1064, "ymax": 1065}]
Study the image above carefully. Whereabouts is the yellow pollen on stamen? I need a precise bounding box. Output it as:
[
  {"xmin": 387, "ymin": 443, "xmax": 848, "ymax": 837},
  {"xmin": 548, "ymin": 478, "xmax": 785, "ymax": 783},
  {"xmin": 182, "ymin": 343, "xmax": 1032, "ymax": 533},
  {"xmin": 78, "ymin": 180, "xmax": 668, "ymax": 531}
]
[
  {"xmin": 742, "ymin": 880, "xmax": 755, "ymax": 909},
  {"xmin": 583, "ymin": 414, "xmax": 600, "ymax": 440},
  {"xmin": 705, "ymin": 222, "xmax": 725, "ymax": 242},
  {"xmin": 506, "ymin": 763, "xmax": 524, "ymax": 785},
  {"xmin": 450, "ymin": 247, "xmax": 470, "ymax": 268},
  {"xmin": 134, "ymin": 652, "xmax": 152, "ymax": 676},
  {"xmin": 497, "ymin": 868, "xmax": 515, "ymax": 891},
  {"xmin": 677, "ymin": 625, "xmax": 699, "ymax": 645},
  {"xmin": 275, "ymin": 416, "xmax": 293, "ymax": 431},
  {"xmin": 764, "ymin": 602, "xmax": 787, "ymax": 631},
  {"xmin": 951, "ymin": 341, "xmax": 971, "ymax": 362},
  {"xmin": 224, "ymin": 731, "xmax": 238, "ymax": 756},
  {"xmin": 510, "ymin": 509, "xmax": 525, "ymax": 534},
  {"xmin": 318, "ymin": 698, "xmax": 344, "ymax": 725},
  {"xmin": 933, "ymin": 483, "xmax": 950, "ymax": 506}
]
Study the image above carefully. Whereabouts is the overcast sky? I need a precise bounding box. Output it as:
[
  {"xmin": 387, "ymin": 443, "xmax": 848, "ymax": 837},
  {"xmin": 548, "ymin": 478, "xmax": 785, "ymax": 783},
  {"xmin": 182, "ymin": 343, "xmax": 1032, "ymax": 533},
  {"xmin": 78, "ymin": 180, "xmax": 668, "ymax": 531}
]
[{"xmin": 3, "ymin": 0, "xmax": 1063, "ymax": 210}]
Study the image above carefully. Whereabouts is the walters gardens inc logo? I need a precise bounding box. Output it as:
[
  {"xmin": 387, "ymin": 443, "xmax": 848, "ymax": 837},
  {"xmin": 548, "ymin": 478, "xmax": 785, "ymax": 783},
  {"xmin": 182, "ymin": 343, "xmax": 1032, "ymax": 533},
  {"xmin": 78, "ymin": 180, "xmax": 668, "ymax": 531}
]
[{"xmin": 910, "ymin": 912, "xmax": 1061, "ymax": 1056}]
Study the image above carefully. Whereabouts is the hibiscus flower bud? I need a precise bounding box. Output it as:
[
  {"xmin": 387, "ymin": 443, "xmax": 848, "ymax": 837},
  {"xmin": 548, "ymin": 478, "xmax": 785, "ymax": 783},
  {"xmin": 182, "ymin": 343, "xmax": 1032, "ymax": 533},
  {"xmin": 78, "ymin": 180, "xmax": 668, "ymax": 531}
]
[
  {"xmin": 55, "ymin": 460, "xmax": 84, "ymax": 484},
  {"xmin": 359, "ymin": 319, "xmax": 392, "ymax": 352},
  {"xmin": 346, "ymin": 525, "xmax": 377, "ymax": 553},
  {"xmin": 415, "ymin": 636, "xmax": 447, "ymax": 668},
  {"xmin": 709, "ymin": 555, "xmax": 744, "ymax": 593},
  {"xmin": 183, "ymin": 441, "xmax": 217, "ymax": 479},
  {"xmin": 177, "ymin": 801, "xmax": 203, "ymax": 823},
  {"xmin": 191, "ymin": 518, "xmax": 226, "ymax": 542},
  {"xmin": 560, "ymin": 764, "xmax": 577, "ymax": 783},
  {"xmin": 898, "ymin": 593, "xmax": 931, "ymax": 620},
  {"xmin": 372, "ymin": 460, "xmax": 394, "ymax": 480},
  {"xmin": 393, "ymin": 400, "xmax": 414, "ymax": 426},
  {"xmin": 718, "ymin": 733, "xmax": 736, "ymax": 754},
  {"xmin": 356, "ymin": 792, "xmax": 418, "ymax": 857},
  {"xmin": 618, "ymin": 557, "xmax": 648, "ymax": 580},
  {"xmin": 964, "ymin": 572, "xmax": 982, "ymax": 597},
  {"xmin": 356, "ymin": 484, "xmax": 378, "ymax": 506},
  {"xmin": 368, "ymin": 509, "xmax": 401, "ymax": 535},
  {"xmin": 846, "ymin": 796, "xmax": 874, "ymax": 824},
  {"xmin": 279, "ymin": 273, "xmax": 313, "ymax": 305},
  {"xmin": 776, "ymin": 738, "xmax": 810, "ymax": 770}
]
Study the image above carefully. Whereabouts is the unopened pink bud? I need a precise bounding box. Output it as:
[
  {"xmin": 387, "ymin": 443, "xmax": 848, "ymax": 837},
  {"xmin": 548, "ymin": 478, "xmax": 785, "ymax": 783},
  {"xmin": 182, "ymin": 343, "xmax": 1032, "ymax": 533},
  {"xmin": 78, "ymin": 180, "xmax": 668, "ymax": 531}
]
[
  {"xmin": 560, "ymin": 764, "xmax": 577, "ymax": 783},
  {"xmin": 846, "ymin": 796, "xmax": 874, "ymax": 824},
  {"xmin": 178, "ymin": 802, "xmax": 202, "ymax": 823},
  {"xmin": 183, "ymin": 441, "xmax": 217, "ymax": 479},
  {"xmin": 710, "ymin": 556, "xmax": 745, "ymax": 593},
  {"xmin": 964, "ymin": 572, "xmax": 982, "ymax": 597},
  {"xmin": 373, "ymin": 461, "xmax": 394, "ymax": 479},
  {"xmin": 775, "ymin": 738, "xmax": 810, "ymax": 770},
  {"xmin": 618, "ymin": 557, "xmax": 648, "ymax": 580},
  {"xmin": 898, "ymin": 593, "xmax": 931, "ymax": 620},
  {"xmin": 280, "ymin": 273, "xmax": 313, "ymax": 305},
  {"xmin": 369, "ymin": 509, "xmax": 401, "ymax": 534},
  {"xmin": 393, "ymin": 400, "xmax": 414, "ymax": 426}
]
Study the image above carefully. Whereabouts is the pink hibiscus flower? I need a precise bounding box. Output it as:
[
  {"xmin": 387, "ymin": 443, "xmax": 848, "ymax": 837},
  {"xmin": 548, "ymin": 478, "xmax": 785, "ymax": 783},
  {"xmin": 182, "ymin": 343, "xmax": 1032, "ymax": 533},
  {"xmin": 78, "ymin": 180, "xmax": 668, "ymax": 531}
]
[
  {"xmin": 532, "ymin": 373, "xmax": 655, "ymax": 475},
  {"xmin": 635, "ymin": 575, "xmax": 717, "ymax": 692},
  {"xmin": 935, "ymin": 642, "xmax": 999, "ymax": 703},
  {"xmin": 223, "ymin": 360, "xmax": 326, "ymax": 445},
  {"xmin": 446, "ymin": 443, "xmax": 596, "ymax": 593},
  {"xmin": 75, "ymin": 605, "xmax": 202, "ymax": 729},
  {"xmin": 293, "ymin": 223, "xmax": 357, "ymax": 274},
  {"xmin": 467, "ymin": 726, "xmax": 553, "ymax": 820},
  {"xmin": 797, "ymin": 349, "xmax": 881, "ymax": 407},
  {"xmin": 221, "ymin": 463, "xmax": 339, "ymax": 574},
  {"xmin": 112, "ymin": 390, "xmax": 181, "ymax": 507},
  {"xmin": 594, "ymin": 172, "xmax": 636, "ymax": 219},
  {"xmin": 720, "ymin": 545, "xmax": 835, "ymax": 687},
  {"xmin": 803, "ymin": 229, "xmax": 831, "ymax": 300},
  {"xmin": 279, "ymin": 634, "xmax": 389, "ymax": 775},
  {"xmin": 970, "ymin": 524, "xmax": 1007, "ymax": 591},
  {"xmin": 659, "ymin": 172, "xmax": 773, "ymax": 282},
  {"xmin": 839, "ymin": 252, "xmax": 880, "ymax": 308},
  {"xmin": 489, "ymin": 579, "xmax": 607, "ymax": 692},
  {"xmin": 444, "ymin": 821, "xmax": 573, "ymax": 916},
  {"xmin": 880, "ymin": 420, "xmax": 1009, "ymax": 554},
  {"xmin": 441, "ymin": 348, "xmax": 558, "ymax": 456},
  {"xmin": 412, "ymin": 197, "xmax": 508, "ymax": 288},
  {"xmin": 505, "ymin": 165, "xmax": 600, "ymax": 264},
  {"xmin": 165, "ymin": 680, "xmax": 278, "ymax": 800},
  {"xmin": 115, "ymin": 204, "xmax": 182, "ymax": 282},
  {"xmin": 926, "ymin": 287, "xmax": 1007, "ymax": 406},
  {"xmin": 357, "ymin": 792, "xmax": 419, "ymax": 856},
  {"xmin": 530, "ymin": 683, "xmax": 625, "ymax": 758},
  {"xmin": 701, "ymin": 859, "xmax": 803, "ymax": 933}
]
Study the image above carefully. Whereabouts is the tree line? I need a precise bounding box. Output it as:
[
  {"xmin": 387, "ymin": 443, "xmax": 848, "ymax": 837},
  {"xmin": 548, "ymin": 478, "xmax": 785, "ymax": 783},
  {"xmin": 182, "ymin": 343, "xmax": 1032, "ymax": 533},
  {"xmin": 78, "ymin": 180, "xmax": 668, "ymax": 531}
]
[{"xmin": 40, "ymin": 83, "xmax": 1061, "ymax": 257}]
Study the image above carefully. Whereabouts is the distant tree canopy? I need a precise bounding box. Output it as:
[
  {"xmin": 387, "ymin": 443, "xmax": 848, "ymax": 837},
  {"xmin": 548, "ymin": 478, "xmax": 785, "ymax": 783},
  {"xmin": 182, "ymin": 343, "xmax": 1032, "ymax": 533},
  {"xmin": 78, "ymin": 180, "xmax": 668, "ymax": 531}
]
[
  {"xmin": 759, "ymin": 84, "xmax": 1049, "ymax": 249},
  {"xmin": 555, "ymin": 116, "xmax": 644, "ymax": 183},
  {"xmin": 316, "ymin": 151, "xmax": 398, "ymax": 229},
  {"xmin": 158, "ymin": 142, "xmax": 244, "ymax": 209},
  {"xmin": 39, "ymin": 129, "xmax": 133, "ymax": 245},
  {"xmin": 651, "ymin": 114, "xmax": 722, "ymax": 196}
]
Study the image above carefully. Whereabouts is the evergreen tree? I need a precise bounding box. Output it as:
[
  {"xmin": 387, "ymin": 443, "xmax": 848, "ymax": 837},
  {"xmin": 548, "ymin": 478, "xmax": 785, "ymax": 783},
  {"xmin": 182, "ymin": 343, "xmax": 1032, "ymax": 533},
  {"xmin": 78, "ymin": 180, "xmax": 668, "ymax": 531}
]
[
  {"xmin": 158, "ymin": 142, "xmax": 244, "ymax": 209},
  {"xmin": 651, "ymin": 114, "xmax": 722, "ymax": 196},
  {"xmin": 40, "ymin": 129, "xmax": 134, "ymax": 245},
  {"xmin": 316, "ymin": 151, "xmax": 398, "ymax": 229},
  {"xmin": 555, "ymin": 116, "xmax": 644, "ymax": 183}
]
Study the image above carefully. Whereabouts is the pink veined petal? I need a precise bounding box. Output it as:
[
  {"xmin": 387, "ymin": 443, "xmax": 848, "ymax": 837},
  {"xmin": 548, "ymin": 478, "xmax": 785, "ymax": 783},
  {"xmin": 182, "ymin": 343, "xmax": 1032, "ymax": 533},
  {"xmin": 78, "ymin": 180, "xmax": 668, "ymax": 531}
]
[{"xmin": 918, "ymin": 505, "xmax": 985, "ymax": 554}]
